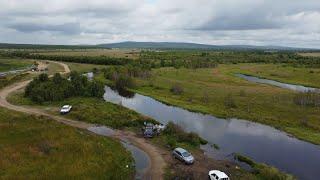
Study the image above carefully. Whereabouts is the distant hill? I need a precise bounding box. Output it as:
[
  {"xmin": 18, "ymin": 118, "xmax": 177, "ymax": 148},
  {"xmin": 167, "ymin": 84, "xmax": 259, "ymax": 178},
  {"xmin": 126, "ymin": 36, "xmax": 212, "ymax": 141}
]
[
  {"xmin": 0, "ymin": 42, "xmax": 316, "ymax": 51},
  {"xmin": 98, "ymin": 41, "xmax": 314, "ymax": 51}
]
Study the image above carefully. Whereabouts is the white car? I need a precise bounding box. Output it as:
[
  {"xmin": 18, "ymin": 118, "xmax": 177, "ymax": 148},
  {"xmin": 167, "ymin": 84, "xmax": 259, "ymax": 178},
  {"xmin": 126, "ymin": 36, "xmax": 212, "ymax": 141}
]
[
  {"xmin": 60, "ymin": 105, "xmax": 72, "ymax": 114},
  {"xmin": 208, "ymin": 170, "xmax": 229, "ymax": 180}
]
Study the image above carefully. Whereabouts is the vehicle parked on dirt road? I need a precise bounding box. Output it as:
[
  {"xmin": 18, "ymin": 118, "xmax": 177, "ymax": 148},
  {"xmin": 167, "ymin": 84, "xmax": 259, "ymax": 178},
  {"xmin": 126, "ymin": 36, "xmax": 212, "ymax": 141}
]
[
  {"xmin": 208, "ymin": 170, "xmax": 229, "ymax": 180},
  {"xmin": 60, "ymin": 105, "xmax": 72, "ymax": 114},
  {"xmin": 143, "ymin": 126, "xmax": 154, "ymax": 138},
  {"xmin": 142, "ymin": 122, "xmax": 166, "ymax": 138},
  {"xmin": 142, "ymin": 122, "xmax": 155, "ymax": 138},
  {"xmin": 172, "ymin": 147, "xmax": 194, "ymax": 164}
]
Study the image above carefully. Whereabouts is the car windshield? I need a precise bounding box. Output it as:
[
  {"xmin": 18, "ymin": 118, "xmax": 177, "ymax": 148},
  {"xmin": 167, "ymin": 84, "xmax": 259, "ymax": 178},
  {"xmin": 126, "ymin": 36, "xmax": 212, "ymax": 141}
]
[
  {"xmin": 182, "ymin": 152, "xmax": 190, "ymax": 157},
  {"xmin": 62, "ymin": 106, "xmax": 69, "ymax": 109}
]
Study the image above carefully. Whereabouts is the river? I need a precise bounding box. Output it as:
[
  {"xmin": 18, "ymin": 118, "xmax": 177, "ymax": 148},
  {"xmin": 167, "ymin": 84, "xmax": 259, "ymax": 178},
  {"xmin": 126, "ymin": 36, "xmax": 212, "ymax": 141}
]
[
  {"xmin": 236, "ymin": 74, "xmax": 319, "ymax": 92},
  {"xmin": 103, "ymin": 86, "xmax": 320, "ymax": 180}
]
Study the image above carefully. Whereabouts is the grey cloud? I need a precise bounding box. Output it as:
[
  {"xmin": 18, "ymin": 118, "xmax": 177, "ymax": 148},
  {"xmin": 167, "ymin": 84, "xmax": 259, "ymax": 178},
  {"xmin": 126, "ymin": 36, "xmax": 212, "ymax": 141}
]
[
  {"xmin": 8, "ymin": 22, "xmax": 81, "ymax": 34},
  {"xmin": 197, "ymin": 15, "xmax": 280, "ymax": 31},
  {"xmin": 0, "ymin": 0, "xmax": 319, "ymax": 48}
]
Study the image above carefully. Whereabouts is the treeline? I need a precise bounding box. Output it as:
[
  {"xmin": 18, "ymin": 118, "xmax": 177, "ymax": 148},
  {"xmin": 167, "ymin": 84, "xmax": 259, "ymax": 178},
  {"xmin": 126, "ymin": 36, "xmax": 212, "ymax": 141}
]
[
  {"xmin": 140, "ymin": 51, "xmax": 320, "ymax": 68},
  {"xmin": 25, "ymin": 72, "xmax": 104, "ymax": 103},
  {"xmin": 3, "ymin": 49, "xmax": 320, "ymax": 68},
  {"xmin": 1, "ymin": 51, "xmax": 131, "ymax": 66}
]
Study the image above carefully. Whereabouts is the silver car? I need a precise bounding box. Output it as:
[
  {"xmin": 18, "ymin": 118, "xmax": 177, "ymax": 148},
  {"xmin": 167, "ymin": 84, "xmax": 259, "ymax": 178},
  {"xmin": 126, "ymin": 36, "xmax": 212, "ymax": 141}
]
[{"xmin": 172, "ymin": 147, "xmax": 194, "ymax": 164}]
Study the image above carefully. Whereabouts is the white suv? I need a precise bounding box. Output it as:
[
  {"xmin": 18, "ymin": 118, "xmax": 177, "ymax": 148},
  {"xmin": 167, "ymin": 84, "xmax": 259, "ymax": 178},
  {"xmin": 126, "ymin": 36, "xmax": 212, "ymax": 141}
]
[
  {"xmin": 208, "ymin": 170, "xmax": 229, "ymax": 180},
  {"xmin": 60, "ymin": 105, "xmax": 72, "ymax": 114}
]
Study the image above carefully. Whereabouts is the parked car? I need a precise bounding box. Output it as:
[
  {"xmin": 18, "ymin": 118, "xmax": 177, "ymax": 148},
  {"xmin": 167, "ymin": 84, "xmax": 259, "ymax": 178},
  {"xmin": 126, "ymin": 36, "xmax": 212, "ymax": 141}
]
[
  {"xmin": 172, "ymin": 147, "xmax": 194, "ymax": 164},
  {"xmin": 208, "ymin": 170, "xmax": 229, "ymax": 180},
  {"xmin": 143, "ymin": 123, "xmax": 155, "ymax": 138},
  {"xmin": 60, "ymin": 105, "xmax": 72, "ymax": 114},
  {"xmin": 155, "ymin": 123, "xmax": 166, "ymax": 131},
  {"xmin": 143, "ymin": 126, "xmax": 154, "ymax": 138}
]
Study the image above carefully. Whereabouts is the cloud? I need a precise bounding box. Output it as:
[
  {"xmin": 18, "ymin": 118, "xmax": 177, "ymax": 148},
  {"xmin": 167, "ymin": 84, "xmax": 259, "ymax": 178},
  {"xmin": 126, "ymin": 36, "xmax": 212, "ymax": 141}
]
[
  {"xmin": 0, "ymin": 0, "xmax": 319, "ymax": 48},
  {"xmin": 8, "ymin": 22, "xmax": 81, "ymax": 34}
]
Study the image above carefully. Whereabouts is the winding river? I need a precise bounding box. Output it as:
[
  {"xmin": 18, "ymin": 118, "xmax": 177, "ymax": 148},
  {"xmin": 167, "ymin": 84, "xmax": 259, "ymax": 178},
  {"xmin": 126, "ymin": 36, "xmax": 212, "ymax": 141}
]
[
  {"xmin": 103, "ymin": 86, "xmax": 320, "ymax": 180},
  {"xmin": 236, "ymin": 73, "xmax": 319, "ymax": 92}
]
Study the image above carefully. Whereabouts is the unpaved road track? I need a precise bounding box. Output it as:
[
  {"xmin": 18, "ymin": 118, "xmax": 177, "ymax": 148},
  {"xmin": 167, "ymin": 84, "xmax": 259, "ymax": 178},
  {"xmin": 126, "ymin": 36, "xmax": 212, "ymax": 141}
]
[{"xmin": 0, "ymin": 61, "xmax": 165, "ymax": 180}]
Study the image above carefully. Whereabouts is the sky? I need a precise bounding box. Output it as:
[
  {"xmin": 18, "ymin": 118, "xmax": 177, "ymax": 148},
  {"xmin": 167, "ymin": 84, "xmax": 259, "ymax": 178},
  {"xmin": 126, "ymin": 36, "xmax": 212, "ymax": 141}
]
[{"xmin": 0, "ymin": 0, "xmax": 319, "ymax": 48}]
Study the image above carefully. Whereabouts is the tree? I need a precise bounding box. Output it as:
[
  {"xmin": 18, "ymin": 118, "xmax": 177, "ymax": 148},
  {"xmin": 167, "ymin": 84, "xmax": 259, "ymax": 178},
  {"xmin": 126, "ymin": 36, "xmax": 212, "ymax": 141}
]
[
  {"xmin": 53, "ymin": 73, "xmax": 63, "ymax": 84},
  {"xmin": 115, "ymin": 75, "xmax": 135, "ymax": 90},
  {"xmin": 38, "ymin": 73, "xmax": 49, "ymax": 82}
]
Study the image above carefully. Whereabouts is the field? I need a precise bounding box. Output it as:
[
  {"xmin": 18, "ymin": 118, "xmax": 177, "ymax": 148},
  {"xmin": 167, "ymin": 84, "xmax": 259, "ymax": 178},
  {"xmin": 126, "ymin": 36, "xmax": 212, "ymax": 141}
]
[
  {"xmin": 132, "ymin": 64, "xmax": 320, "ymax": 144},
  {"xmin": 34, "ymin": 49, "xmax": 140, "ymax": 59},
  {"xmin": 0, "ymin": 107, "xmax": 134, "ymax": 179},
  {"xmin": 8, "ymin": 85, "xmax": 293, "ymax": 180},
  {"xmin": 0, "ymin": 58, "xmax": 33, "ymax": 72},
  {"xmin": 228, "ymin": 63, "xmax": 320, "ymax": 88},
  {"xmin": 65, "ymin": 62, "xmax": 107, "ymax": 73},
  {"xmin": 299, "ymin": 52, "xmax": 320, "ymax": 57},
  {"xmin": 1, "ymin": 49, "xmax": 316, "ymax": 179},
  {"xmin": 7, "ymin": 94, "xmax": 153, "ymax": 129}
]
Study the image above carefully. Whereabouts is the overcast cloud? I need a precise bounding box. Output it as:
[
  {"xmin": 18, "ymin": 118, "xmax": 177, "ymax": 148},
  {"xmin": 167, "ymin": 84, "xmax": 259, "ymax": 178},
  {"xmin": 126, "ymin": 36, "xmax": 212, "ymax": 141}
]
[{"xmin": 0, "ymin": 0, "xmax": 319, "ymax": 48}]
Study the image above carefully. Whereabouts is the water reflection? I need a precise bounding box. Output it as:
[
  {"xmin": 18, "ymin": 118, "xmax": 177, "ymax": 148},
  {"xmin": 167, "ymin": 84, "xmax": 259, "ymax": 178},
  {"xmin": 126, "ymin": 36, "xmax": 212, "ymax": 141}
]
[
  {"xmin": 104, "ymin": 86, "xmax": 320, "ymax": 180},
  {"xmin": 87, "ymin": 126, "xmax": 150, "ymax": 179},
  {"xmin": 236, "ymin": 74, "xmax": 319, "ymax": 92}
]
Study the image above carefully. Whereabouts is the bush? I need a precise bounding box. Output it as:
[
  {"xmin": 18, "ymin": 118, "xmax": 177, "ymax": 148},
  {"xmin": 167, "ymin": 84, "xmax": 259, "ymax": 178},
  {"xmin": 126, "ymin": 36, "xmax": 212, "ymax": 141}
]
[
  {"xmin": 170, "ymin": 84, "xmax": 184, "ymax": 95},
  {"xmin": 224, "ymin": 93, "xmax": 237, "ymax": 109},
  {"xmin": 115, "ymin": 75, "xmax": 136, "ymax": 90},
  {"xmin": 163, "ymin": 122, "xmax": 207, "ymax": 148}
]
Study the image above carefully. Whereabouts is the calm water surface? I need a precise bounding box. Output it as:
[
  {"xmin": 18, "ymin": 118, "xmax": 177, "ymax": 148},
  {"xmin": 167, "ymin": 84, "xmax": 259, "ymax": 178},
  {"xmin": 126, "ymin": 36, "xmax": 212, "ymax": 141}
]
[
  {"xmin": 236, "ymin": 74, "xmax": 319, "ymax": 92},
  {"xmin": 104, "ymin": 86, "xmax": 320, "ymax": 180},
  {"xmin": 88, "ymin": 126, "xmax": 150, "ymax": 180}
]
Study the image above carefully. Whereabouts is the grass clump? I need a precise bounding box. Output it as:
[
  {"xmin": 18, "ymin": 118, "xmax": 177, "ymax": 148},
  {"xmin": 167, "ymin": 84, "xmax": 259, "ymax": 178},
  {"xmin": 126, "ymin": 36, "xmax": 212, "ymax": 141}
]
[
  {"xmin": 235, "ymin": 154, "xmax": 295, "ymax": 180},
  {"xmin": 293, "ymin": 91, "xmax": 320, "ymax": 107},
  {"xmin": 170, "ymin": 84, "xmax": 184, "ymax": 95}
]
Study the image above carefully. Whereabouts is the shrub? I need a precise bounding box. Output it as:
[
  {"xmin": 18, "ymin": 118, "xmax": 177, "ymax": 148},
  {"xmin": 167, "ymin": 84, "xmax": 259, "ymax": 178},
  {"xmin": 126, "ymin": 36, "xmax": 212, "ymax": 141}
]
[
  {"xmin": 170, "ymin": 84, "xmax": 184, "ymax": 95},
  {"xmin": 115, "ymin": 75, "xmax": 136, "ymax": 90},
  {"xmin": 163, "ymin": 122, "xmax": 207, "ymax": 148},
  {"xmin": 239, "ymin": 89, "xmax": 246, "ymax": 97},
  {"xmin": 224, "ymin": 93, "xmax": 237, "ymax": 109}
]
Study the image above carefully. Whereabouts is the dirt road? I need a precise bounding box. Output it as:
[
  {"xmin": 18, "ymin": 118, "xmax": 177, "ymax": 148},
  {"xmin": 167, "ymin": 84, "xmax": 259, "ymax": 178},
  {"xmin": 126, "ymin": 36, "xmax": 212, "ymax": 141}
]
[{"xmin": 0, "ymin": 61, "xmax": 165, "ymax": 180}]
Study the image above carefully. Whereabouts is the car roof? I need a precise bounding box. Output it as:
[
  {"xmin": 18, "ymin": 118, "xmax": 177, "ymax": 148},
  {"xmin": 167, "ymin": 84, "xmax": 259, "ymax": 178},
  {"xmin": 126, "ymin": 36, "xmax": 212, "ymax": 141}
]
[
  {"xmin": 174, "ymin": 147, "xmax": 188, "ymax": 153},
  {"xmin": 62, "ymin": 105, "xmax": 71, "ymax": 108},
  {"xmin": 209, "ymin": 170, "xmax": 228, "ymax": 178}
]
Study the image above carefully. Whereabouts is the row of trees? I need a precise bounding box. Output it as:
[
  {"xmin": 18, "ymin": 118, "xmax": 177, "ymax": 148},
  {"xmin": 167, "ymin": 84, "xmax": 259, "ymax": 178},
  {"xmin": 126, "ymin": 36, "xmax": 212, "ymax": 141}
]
[
  {"xmin": 140, "ymin": 51, "xmax": 320, "ymax": 68},
  {"xmin": 3, "ymin": 50, "xmax": 320, "ymax": 69},
  {"xmin": 1, "ymin": 51, "xmax": 131, "ymax": 66},
  {"xmin": 25, "ymin": 72, "xmax": 104, "ymax": 103}
]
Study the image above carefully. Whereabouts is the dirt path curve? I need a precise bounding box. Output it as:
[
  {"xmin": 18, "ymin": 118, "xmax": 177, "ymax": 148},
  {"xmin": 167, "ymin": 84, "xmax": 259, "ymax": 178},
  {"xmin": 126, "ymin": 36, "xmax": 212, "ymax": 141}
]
[{"xmin": 0, "ymin": 61, "xmax": 165, "ymax": 180}]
